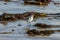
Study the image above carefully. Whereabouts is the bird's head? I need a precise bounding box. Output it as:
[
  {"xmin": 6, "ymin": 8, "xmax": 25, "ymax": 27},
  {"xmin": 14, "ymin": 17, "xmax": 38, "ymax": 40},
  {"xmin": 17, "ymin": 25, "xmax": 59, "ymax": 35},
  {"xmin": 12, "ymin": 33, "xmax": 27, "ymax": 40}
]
[{"xmin": 29, "ymin": 12, "xmax": 34, "ymax": 15}]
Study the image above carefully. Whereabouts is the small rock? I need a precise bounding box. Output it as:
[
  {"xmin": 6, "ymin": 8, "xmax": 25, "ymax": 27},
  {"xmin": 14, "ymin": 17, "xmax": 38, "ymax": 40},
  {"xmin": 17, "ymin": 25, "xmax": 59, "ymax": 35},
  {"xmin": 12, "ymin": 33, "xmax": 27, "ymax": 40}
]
[
  {"xmin": 12, "ymin": 29, "xmax": 15, "ymax": 32},
  {"xmin": 18, "ymin": 23, "xmax": 21, "ymax": 26},
  {"xmin": 4, "ymin": 3, "xmax": 7, "ymax": 5}
]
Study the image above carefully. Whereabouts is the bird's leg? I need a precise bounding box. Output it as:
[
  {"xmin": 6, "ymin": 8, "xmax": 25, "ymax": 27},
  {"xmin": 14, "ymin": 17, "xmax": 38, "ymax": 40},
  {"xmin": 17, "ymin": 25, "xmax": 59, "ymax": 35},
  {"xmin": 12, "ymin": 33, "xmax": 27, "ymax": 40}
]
[
  {"xmin": 27, "ymin": 22, "xmax": 31, "ymax": 26},
  {"xmin": 29, "ymin": 22, "xmax": 31, "ymax": 26}
]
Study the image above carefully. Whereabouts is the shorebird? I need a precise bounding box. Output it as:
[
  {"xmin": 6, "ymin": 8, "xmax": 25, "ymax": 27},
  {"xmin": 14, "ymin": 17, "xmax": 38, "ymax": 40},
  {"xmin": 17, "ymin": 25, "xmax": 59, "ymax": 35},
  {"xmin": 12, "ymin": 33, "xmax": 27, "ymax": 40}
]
[{"xmin": 26, "ymin": 12, "xmax": 34, "ymax": 26}]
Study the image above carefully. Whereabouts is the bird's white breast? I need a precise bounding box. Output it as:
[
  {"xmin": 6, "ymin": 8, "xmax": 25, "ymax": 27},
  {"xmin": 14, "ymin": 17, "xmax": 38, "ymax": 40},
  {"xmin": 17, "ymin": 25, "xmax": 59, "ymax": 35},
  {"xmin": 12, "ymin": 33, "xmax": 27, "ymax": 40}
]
[{"xmin": 28, "ymin": 15, "xmax": 34, "ymax": 22}]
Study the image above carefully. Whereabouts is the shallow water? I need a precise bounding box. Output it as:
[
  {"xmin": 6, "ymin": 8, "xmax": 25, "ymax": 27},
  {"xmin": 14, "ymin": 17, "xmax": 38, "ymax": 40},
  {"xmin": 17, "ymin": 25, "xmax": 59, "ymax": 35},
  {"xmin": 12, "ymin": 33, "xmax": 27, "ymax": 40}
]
[{"xmin": 0, "ymin": 1, "xmax": 60, "ymax": 40}]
